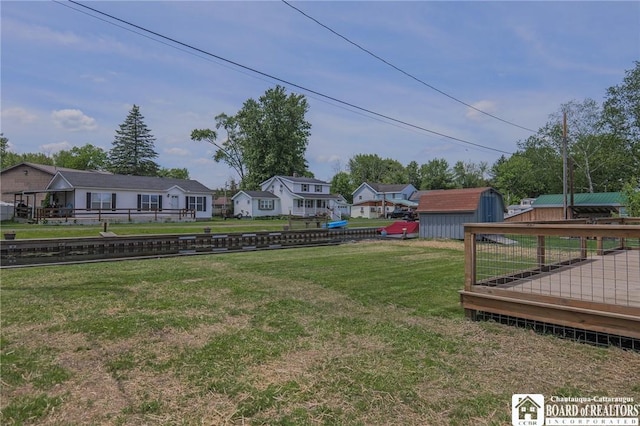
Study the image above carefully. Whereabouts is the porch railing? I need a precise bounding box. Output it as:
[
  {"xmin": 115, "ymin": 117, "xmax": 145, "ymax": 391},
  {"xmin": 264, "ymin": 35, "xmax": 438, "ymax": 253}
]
[{"xmin": 34, "ymin": 207, "xmax": 196, "ymax": 223}]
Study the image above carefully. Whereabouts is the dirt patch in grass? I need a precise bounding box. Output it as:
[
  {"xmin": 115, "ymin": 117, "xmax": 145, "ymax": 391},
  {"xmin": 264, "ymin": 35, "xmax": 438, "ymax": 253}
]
[
  {"xmin": 249, "ymin": 333, "xmax": 391, "ymax": 390},
  {"xmin": 387, "ymin": 239, "xmax": 465, "ymax": 251}
]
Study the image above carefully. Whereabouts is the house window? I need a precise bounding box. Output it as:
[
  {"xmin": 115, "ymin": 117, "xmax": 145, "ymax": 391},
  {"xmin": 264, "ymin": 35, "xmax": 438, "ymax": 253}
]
[
  {"xmin": 358, "ymin": 195, "xmax": 362, "ymax": 200},
  {"xmin": 186, "ymin": 196, "xmax": 207, "ymax": 212},
  {"xmin": 305, "ymin": 200, "xmax": 314, "ymax": 208},
  {"xmin": 301, "ymin": 184, "xmax": 309, "ymax": 192},
  {"xmin": 360, "ymin": 207, "xmax": 364, "ymax": 213},
  {"xmin": 259, "ymin": 199, "xmax": 274, "ymax": 210},
  {"xmin": 139, "ymin": 194, "xmax": 160, "ymax": 211},
  {"xmin": 316, "ymin": 200, "xmax": 326, "ymax": 208},
  {"xmin": 91, "ymin": 193, "xmax": 112, "ymax": 210},
  {"xmin": 315, "ymin": 185, "xmax": 322, "ymax": 192}
]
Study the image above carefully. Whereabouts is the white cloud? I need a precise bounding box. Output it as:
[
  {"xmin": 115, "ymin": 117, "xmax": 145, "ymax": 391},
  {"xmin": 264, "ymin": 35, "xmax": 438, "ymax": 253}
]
[
  {"xmin": 3, "ymin": 18, "xmax": 83, "ymax": 46},
  {"xmin": 51, "ymin": 109, "xmax": 97, "ymax": 132},
  {"xmin": 194, "ymin": 157, "xmax": 215, "ymax": 165},
  {"xmin": 1, "ymin": 107, "xmax": 37, "ymax": 124},
  {"xmin": 80, "ymin": 73, "xmax": 107, "ymax": 84},
  {"xmin": 165, "ymin": 147, "xmax": 189, "ymax": 156},
  {"xmin": 40, "ymin": 141, "xmax": 72, "ymax": 154},
  {"xmin": 314, "ymin": 154, "xmax": 342, "ymax": 164},
  {"xmin": 465, "ymin": 100, "xmax": 498, "ymax": 121}
]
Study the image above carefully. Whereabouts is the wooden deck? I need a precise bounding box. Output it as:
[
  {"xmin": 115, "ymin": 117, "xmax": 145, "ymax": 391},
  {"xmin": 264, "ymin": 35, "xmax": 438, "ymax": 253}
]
[
  {"xmin": 460, "ymin": 223, "xmax": 640, "ymax": 342},
  {"xmin": 495, "ymin": 250, "xmax": 640, "ymax": 308}
]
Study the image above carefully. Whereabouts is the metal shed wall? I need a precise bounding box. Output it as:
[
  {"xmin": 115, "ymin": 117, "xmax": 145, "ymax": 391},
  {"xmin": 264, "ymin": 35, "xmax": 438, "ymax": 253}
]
[
  {"xmin": 478, "ymin": 190, "xmax": 505, "ymax": 223},
  {"xmin": 419, "ymin": 212, "xmax": 476, "ymax": 239},
  {"xmin": 418, "ymin": 189, "xmax": 504, "ymax": 239}
]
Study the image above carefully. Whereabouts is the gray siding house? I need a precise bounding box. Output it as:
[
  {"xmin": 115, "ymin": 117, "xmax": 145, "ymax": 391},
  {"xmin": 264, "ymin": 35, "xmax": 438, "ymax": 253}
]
[{"xmin": 416, "ymin": 187, "xmax": 505, "ymax": 239}]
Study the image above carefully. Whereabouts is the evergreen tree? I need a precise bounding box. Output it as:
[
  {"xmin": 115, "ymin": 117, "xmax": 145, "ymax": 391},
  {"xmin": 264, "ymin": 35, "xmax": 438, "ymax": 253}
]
[{"xmin": 108, "ymin": 105, "xmax": 159, "ymax": 176}]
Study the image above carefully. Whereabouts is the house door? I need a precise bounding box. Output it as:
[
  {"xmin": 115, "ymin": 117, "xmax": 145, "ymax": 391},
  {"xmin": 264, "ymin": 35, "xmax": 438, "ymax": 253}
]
[{"xmin": 170, "ymin": 195, "xmax": 179, "ymax": 210}]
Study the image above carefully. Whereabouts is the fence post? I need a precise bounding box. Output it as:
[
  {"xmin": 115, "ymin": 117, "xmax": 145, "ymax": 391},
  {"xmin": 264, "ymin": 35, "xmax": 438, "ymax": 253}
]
[
  {"xmin": 537, "ymin": 235, "xmax": 546, "ymax": 269},
  {"xmin": 596, "ymin": 237, "xmax": 604, "ymax": 256},
  {"xmin": 464, "ymin": 228, "xmax": 476, "ymax": 290}
]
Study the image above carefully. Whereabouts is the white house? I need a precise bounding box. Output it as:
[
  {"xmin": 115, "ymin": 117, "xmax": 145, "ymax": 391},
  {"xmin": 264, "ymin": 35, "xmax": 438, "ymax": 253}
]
[
  {"xmin": 42, "ymin": 170, "xmax": 213, "ymax": 221},
  {"xmin": 232, "ymin": 175, "xmax": 349, "ymax": 220},
  {"xmin": 505, "ymin": 197, "xmax": 536, "ymax": 218},
  {"xmin": 231, "ymin": 190, "xmax": 280, "ymax": 218},
  {"xmin": 350, "ymin": 182, "xmax": 418, "ymax": 218}
]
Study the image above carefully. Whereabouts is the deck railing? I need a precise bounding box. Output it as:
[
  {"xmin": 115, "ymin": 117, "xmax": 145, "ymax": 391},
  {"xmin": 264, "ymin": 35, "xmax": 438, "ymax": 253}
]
[{"xmin": 461, "ymin": 222, "xmax": 640, "ymax": 340}]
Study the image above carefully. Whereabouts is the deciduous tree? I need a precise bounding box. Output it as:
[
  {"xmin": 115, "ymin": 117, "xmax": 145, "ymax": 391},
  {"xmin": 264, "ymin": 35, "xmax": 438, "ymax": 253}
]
[
  {"xmin": 194, "ymin": 86, "xmax": 311, "ymax": 190},
  {"xmin": 348, "ymin": 154, "xmax": 387, "ymax": 186},
  {"xmin": 330, "ymin": 171, "xmax": 354, "ymax": 204},
  {"xmin": 453, "ymin": 160, "xmax": 488, "ymax": 188},
  {"xmin": 157, "ymin": 167, "xmax": 190, "ymax": 179},
  {"xmin": 53, "ymin": 144, "xmax": 107, "ymax": 170},
  {"xmin": 0, "ymin": 134, "xmax": 21, "ymax": 169},
  {"xmin": 602, "ymin": 61, "xmax": 640, "ymax": 182},
  {"xmin": 419, "ymin": 158, "xmax": 455, "ymax": 190}
]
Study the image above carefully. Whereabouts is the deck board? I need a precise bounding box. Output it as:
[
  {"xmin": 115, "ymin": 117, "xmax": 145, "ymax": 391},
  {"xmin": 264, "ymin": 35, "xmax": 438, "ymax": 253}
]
[{"xmin": 494, "ymin": 250, "xmax": 640, "ymax": 307}]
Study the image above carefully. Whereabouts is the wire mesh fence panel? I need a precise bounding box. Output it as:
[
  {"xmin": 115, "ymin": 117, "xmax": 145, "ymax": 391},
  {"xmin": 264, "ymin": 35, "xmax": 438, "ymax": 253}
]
[{"xmin": 475, "ymin": 232, "xmax": 639, "ymax": 307}]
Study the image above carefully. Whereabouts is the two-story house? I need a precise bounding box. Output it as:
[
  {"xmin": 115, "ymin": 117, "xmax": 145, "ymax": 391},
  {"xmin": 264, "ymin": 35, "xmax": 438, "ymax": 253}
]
[
  {"xmin": 231, "ymin": 175, "xmax": 349, "ymax": 220},
  {"xmin": 350, "ymin": 182, "xmax": 418, "ymax": 218}
]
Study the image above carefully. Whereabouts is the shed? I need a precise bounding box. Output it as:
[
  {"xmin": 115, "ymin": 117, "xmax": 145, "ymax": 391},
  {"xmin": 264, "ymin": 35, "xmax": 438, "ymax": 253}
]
[
  {"xmin": 416, "ymin": 187, "xmax": 505, "ymax": 239},
  {"xmin": 532, "ymin": 192, "xmax": 625, "ymax": 220}
]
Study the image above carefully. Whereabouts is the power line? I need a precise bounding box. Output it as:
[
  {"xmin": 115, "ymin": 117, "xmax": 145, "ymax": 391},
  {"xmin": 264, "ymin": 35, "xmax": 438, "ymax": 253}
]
[
  {"xmin": 64, "ymin": 0, "xmax": 513, "ymax": 155},
  {"xmin": 281, "ymin": 0, "xmax": 538, "ymax": 134}
]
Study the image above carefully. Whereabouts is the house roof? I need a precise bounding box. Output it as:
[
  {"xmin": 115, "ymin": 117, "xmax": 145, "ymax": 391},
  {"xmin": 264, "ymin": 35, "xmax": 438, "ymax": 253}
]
[
  {"xmin": 360, "ymin": 182, "xmax": 413, "ymax": 193},
  {"xmin": 409, "ymin": 190, "xmax": 430, "ymax": 202},
  {"xmin": 263, "ymin": 175, "xmax": 329, "ymax": 186},
  {"xmin": 51, "ymin": 171, "xmax": 211, "ymax": 193},
  {"xmin": 416, "ymin": 187, "xmax": 497, "ymax": 213},
  {"xmin": 533, "ymin": 192, "xmax": 623, "ymax": 207},
  {"xmin": 1, "ymin": 162, "xmax": 110, "ymax": 175},
  {"xmin": 233, "ymin": 190, "xmax": 279, "ymax": 199}
]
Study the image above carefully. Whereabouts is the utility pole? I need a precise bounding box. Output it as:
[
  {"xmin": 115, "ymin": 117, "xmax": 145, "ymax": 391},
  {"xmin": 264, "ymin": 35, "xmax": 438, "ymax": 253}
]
[
  {"xmin": 563, "ymin": 112, "xmax": 568, "ymax": 220},
  {"xmin": 223, "ymin": 181, "xmax": 228, "ymax": 218}
]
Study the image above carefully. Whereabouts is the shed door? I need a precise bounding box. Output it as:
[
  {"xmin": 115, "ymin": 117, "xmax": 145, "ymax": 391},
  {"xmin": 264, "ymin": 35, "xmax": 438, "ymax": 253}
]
[{"xmin": 482, "ymin": 194, "xmax": 495, "ymax": 222}]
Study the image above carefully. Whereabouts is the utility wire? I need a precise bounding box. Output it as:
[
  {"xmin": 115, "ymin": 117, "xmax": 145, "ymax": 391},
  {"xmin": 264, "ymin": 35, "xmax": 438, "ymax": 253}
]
[
  {"xmin": 281, "ymin": 0, "xmax": 538, "ymax": 134},
  {"xmin": 65, "ymin": 0, "xmax": 513, "ymax": 155}
]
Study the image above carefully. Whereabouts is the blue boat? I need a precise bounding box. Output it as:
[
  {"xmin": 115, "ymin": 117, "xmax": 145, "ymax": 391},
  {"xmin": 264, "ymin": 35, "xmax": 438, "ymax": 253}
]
[{"xmin": 326, "ymin": 220, "xmax": 348, "ymax": 229}]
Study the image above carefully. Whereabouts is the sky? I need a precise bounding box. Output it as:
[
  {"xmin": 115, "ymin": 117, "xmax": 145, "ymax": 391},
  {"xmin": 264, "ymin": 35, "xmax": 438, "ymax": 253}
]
[{"xmin": 1, "ymin": 1, "xmax": 639, "ymax": 190}]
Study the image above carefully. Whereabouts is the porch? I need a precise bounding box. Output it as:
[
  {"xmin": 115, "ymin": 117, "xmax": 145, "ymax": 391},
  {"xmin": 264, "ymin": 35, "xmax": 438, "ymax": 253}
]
[{"xmin": 460, "ymin": 222, "xmax": 640, "ymax": 342}]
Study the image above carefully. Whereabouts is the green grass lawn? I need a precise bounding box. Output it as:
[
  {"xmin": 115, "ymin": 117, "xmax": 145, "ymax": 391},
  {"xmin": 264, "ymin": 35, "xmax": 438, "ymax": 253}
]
[
  {"xmin": 1, "ymin": 217, "xmax": 391, "ymax": 240},
  {"xmin": 1, "ymin": 240, "xmax": 639, "ymax": 425}
]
